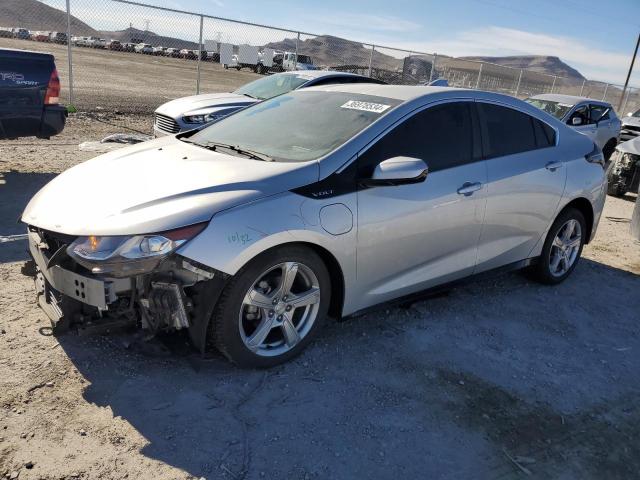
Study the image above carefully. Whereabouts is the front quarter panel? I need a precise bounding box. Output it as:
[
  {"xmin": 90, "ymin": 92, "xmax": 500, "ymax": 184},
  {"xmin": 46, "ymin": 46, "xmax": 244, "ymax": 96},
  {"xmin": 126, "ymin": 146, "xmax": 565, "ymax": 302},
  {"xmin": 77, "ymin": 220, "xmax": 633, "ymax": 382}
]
[{"xmin": 178, "ymin": 191, "xmax": 358, "ymax": 312}]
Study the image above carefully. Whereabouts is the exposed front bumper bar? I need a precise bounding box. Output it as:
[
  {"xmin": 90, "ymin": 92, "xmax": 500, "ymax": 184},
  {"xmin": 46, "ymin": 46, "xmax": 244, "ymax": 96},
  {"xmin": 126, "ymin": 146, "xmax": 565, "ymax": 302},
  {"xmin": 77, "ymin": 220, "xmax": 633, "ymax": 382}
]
[{"xmin": 28, "ymin": 230, "xmax": 116, "ymax": 309}]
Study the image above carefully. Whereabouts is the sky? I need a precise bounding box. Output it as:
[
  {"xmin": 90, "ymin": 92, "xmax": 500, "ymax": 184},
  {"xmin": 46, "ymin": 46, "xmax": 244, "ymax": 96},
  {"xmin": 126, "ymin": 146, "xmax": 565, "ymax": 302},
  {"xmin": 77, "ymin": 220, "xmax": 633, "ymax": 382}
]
[{"xmin": 45, "ymin": 0, "xmax": 640, "ymax": 85}]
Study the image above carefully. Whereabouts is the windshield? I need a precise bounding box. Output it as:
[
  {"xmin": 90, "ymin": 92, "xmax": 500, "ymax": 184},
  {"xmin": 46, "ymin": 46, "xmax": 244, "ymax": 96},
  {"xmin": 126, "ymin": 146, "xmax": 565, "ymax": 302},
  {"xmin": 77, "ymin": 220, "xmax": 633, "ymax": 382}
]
[
  {"xmin": 190, "ymin": 91, "xmax": 401, "ymax": 162},
  {"xmin": 234, "ymin": 74, "xmax": 311, "ymax": 100},
  {"xmin": 525, "ymin": 98, "xmax": 573, "ymax": 119},
  {"xmin": 632, "ymin": 109, "xmax": 640, "ymax": 118}
]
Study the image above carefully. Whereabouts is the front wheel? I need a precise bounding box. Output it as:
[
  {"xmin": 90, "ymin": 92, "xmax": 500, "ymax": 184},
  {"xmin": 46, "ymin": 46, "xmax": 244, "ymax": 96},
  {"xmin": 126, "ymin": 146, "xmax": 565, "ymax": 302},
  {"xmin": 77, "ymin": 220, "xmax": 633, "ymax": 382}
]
[
  {"xmin": 530, "ymin": 208, "xmax": 586, "ymax": 285},
  {"xmin": 607, "ymin": 171, "xmax": 627, "ymax": 197},
  {"xmin": 209, "ymin": 246, "xmax": 330, "ymax": 368}
]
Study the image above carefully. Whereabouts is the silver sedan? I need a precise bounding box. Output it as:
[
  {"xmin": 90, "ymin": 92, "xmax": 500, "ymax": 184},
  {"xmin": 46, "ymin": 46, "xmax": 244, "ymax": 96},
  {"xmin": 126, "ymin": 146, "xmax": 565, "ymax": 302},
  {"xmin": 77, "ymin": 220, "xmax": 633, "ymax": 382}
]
[{"xmin": 23, "ymin": 84, "xmax": 606, "ymax": 367}]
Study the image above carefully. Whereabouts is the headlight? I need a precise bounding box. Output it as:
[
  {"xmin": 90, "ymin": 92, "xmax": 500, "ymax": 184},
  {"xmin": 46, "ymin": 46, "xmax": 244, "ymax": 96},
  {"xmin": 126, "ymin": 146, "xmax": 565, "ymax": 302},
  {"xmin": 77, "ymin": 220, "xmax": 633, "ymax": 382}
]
[
  {"xmin": 183, "ymin": 112, "xmax": 226, "ymax": 124},
  {"xmin": 67, "ymin": 223, "xmax": 206, "ymax": 277},
  {"xmin": 620, "ymin": 153, "xmax": 637, "ymax": 168}
]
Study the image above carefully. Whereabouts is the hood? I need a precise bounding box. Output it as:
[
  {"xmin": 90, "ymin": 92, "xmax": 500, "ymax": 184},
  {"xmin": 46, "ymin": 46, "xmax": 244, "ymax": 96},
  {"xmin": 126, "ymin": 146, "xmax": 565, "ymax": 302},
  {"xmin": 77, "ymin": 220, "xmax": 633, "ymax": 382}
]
[
  {"xmin": 22, "ymin": 136, "xmax": 319, "ymax": 236},
  {"xmin": 617, "ymin": 135, "xmax": 640, "ymax": 155},
  {"xmin": 622, "ymin": 116, "xmax": 640, "ymax": 127},
  {"xmin": 155, "ymin": 92, "xmax": 256, "ymax": 118}
]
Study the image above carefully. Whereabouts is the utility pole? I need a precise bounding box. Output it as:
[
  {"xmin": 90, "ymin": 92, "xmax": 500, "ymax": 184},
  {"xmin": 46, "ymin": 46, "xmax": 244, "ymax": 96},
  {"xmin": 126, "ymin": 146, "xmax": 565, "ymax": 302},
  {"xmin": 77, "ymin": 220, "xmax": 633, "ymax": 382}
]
[{"xmin": 618, "ymin": 32, "xmax": 640, "ymax": 112}]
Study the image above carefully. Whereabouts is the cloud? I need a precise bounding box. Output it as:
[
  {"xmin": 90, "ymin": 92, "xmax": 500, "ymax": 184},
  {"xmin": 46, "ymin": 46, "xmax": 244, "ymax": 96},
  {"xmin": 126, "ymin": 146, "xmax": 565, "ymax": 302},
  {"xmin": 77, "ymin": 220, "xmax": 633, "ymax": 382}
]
[
  {"xmin": 309, "ymin": 13, "xmax": 421, "ymax": 34},
  {"xmin": 391, "ymin": 26, "xmax": 636, "ymax": 85},
  {"xmin": 210, "ymin": 0, "xmax": 224, "ymax": 7}
]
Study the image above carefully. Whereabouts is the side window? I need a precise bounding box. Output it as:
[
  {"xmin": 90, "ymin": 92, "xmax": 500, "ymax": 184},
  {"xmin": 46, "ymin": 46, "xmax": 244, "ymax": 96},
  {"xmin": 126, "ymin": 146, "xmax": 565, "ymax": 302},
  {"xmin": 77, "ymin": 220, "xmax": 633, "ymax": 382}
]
[
  {"xmin": 589, "ymin": 104, "xmax": 609, "ymax": 123},
  {"xmin": 532, "ymin": 119, "xmax": 556, "ymax": 148},
  {"xmin": 477, "ymin": 103, "xmax": 538, "ymax": 158},
  {"xmin": 358, "ymin": 102, "xmax": 475, "ymax": 177},
  {"xmin": 569, "ymin": 105, "xmax": 588, "ymax": 125}
]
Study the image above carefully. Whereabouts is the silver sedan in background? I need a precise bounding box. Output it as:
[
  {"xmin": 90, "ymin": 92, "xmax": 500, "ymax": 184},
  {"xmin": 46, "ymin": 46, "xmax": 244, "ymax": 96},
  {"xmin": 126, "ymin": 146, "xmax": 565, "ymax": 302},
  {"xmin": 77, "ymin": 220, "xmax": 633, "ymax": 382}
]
[
  {"xmin": 23, "ymin": 85, "xmax": 606, "ymax": 367},
  {"xmin": 153, "ymin": 70, "xmax": 385, "ymax": 136}
]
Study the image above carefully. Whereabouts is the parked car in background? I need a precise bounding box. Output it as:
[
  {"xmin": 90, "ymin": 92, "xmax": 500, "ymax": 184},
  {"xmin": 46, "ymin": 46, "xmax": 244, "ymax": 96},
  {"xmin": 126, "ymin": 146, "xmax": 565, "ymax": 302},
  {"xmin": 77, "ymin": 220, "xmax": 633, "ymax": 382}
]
[
  {"xmin": 607, "ymin": 136, "xmax": 640, "ymax": 197},
  {"xmin": 31, "ymin": 31, "xmax": 51, "ymax": 42},
  {"xmin": 154, "ymin": 70, "xmax": 386, "ymax": 136},
  {"xmin": 164, "ymin": 47, "xmax": 180, "ymax": 58},
  {"xmin": 0, "ymin": 27, "xmax": 13, "ymax": 38},
  {"xmin": 23, "ymin": 85, "xmax": 606, "ymax": 367},
  {"xmin": 525, "ymin": 94, "xmax": 620, "ymax": 159},
  {"xmin": 135, "ymin": 43, "xmax": 153, "ymax": 54},
  {"xmin": 121, "ymin": 42, "xmax": 136, "ymax": 52},
  {"xmin": 50, "ymin": 32, "xmax": 67, "ymax": 44},
  {"xmin": 152, "ymin": 46, "xmax": 166, "ymax": 56},
  {"xmin": 12, "ymin": 28, "xmax": 31, "ymax": 40},
  {"xmin": 620, "ymin": 108, "xmax": 640, "ymax": 142},
  {"xmin": 0, "ymin": 48, "xmax": 66, "ymax": 139},
  {"xmin": 180, "ymin": 49, "xmax": 198, "ymax": 60},
  {"xmin": 90, "ymin": 38, "xmax": 107, "ymax": 49},
  {"xmin": 106, "ymin": 40, "xmax": 123, "ymax": 51}
]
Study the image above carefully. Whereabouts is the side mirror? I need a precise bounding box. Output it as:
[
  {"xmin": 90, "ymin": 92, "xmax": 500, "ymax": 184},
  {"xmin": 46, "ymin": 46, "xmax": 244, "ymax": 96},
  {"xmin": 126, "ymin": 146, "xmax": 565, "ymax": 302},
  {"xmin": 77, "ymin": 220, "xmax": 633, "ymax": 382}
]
[
  {"xmin": 571, "ymin": 117, "xmax": 583, "ymax": 126},
  {"xmin": 362, "ymin": 157, "xmax": 428, "ymax": 187}
]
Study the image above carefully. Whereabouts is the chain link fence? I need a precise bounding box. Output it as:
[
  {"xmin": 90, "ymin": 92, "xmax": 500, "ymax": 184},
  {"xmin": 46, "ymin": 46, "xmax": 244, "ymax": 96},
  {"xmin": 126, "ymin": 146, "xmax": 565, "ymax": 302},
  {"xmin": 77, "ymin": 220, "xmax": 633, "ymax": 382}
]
[{"xmin": 2, "ymin": 0, "xmax": 639, "ymax": 130}]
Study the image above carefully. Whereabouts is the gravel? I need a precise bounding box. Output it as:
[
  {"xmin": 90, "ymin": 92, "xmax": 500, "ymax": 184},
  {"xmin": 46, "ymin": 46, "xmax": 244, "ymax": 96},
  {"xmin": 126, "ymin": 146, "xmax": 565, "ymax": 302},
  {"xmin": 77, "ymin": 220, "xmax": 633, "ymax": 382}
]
[{"xmin": 1, "ymin": 116, "xmax": 640, "ymax": 479}]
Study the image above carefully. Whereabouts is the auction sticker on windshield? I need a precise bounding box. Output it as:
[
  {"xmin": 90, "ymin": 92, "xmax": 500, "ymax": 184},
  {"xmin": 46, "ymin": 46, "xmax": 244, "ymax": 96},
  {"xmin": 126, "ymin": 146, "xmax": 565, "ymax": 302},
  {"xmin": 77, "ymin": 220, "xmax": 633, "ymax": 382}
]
[{"xmin": 341, "ymin": 100, "xmax": 391, "ymax": 113}]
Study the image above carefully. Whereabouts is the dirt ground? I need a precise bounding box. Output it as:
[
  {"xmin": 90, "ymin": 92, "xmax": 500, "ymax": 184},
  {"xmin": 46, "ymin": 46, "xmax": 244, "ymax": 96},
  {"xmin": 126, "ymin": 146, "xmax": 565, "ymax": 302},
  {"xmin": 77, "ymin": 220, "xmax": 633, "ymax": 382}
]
[{"xmin": 1, "ymin": 115, "xmax": 640, "ymax": 480}]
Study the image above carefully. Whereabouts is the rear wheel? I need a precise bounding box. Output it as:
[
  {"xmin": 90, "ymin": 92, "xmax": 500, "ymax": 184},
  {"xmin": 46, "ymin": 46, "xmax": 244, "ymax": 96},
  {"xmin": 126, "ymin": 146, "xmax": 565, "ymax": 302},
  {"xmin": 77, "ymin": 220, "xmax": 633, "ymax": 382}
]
[
  {"xmin": 531, "ymin": 208, "xmax": 586, "ymax": 285},
  {"xmin": 209, "ymin": 246, "xmax": 330, "ymax": 368}
]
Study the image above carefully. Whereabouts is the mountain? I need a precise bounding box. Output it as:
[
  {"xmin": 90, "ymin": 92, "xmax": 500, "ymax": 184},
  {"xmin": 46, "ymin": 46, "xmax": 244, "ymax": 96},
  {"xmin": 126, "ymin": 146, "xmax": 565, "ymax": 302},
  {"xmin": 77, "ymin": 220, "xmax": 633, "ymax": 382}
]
[
  {"xmin": 0, "ymin": 0, "xmax": 97, "ymax": 35},
  {"xmin": 99, "ymin": 27, "xmax": 198, "ymax": 49},
  {"xmin": 460, "ymin": 55, "xmax": 585, "ymax": 80},
  {"xmin": 265, "ymin": 35, "xmax": 402, "ymax": 70}
]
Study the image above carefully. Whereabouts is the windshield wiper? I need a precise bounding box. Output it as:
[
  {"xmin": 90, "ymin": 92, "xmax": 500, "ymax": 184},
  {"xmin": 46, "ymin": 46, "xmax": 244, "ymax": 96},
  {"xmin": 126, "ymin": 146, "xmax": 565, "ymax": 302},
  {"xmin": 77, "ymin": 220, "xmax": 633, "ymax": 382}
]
[
  {"xmin": 241, "ymin": 93, "xmax": 258, "ymax": 99},
  {"xmin": 202, "ymin": 141, "xmax": 274, "ymax": 162}
]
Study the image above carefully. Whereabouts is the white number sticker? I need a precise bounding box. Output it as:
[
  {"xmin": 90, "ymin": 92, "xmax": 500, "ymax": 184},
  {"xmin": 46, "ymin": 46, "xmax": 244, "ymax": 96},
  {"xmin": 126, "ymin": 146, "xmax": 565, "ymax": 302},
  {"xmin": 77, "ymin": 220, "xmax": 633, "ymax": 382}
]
[{"xmin": 341, "ymin": 100, "xmax": 391, "ymax": 113}]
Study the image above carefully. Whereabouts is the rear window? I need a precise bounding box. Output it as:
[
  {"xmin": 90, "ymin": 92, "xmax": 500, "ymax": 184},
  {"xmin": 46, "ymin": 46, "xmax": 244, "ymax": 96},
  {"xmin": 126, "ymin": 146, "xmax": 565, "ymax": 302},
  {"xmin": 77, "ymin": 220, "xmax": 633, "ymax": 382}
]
[{"xmin": 478, "ymin": 103, "xmax": 554, "ymax": 158}]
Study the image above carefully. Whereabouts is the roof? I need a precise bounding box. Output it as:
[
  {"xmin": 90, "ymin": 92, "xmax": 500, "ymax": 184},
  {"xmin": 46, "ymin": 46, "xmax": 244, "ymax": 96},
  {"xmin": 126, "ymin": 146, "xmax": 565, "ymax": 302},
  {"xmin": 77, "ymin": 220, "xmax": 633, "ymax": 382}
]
[
  {"xmin": 302, "ymin": 83, "xmax": 470, "ymax": 101},
  {"xmin": 530, "ymin": 93, "xmax": 611, "ymax": 107}
]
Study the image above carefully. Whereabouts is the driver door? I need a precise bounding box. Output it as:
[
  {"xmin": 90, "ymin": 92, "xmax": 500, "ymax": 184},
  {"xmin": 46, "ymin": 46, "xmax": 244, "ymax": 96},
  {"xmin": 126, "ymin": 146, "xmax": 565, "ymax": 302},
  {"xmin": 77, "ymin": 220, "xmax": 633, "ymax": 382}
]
[{"xmin": 355, "ymin": 101, "xmax": 487, "ymax": 311}]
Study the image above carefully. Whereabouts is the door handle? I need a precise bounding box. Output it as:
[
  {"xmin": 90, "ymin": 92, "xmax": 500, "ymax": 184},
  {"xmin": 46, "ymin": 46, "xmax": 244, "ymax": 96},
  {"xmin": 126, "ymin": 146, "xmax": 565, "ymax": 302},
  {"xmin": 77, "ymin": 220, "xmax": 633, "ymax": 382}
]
[
  {"xmin": 545, "ymin": 161, "xmax": 563, "ymax": 172},
  {"xmin": 457, "ymin": 182, "xmax": 482, "ymax": 196}
]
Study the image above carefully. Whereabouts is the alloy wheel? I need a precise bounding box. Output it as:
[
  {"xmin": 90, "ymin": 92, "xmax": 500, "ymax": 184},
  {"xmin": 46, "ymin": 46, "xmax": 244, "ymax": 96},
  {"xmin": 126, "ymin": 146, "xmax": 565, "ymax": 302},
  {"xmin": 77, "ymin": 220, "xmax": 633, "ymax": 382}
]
[
  {"xmin": 238, "ymin": 262, "xmax": 321, "ymax": 357},
  {"xmin": 549, "ymin": 219, "xmax": 582, "ymax": 277}
]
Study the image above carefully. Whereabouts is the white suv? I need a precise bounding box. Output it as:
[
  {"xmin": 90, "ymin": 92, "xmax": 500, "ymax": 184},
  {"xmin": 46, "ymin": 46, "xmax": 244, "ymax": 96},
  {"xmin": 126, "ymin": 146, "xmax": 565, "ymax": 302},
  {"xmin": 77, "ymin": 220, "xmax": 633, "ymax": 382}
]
[{"xmin": 526, "ymin": 94, "xmax": 620, "ymax": 159}]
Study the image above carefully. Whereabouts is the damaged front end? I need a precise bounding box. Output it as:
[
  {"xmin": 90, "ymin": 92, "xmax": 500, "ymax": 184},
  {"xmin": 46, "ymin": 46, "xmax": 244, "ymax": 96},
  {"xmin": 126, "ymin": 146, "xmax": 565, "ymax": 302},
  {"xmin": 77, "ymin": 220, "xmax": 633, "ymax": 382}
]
[{"xmin": 27, "ymin": 224, "xmax": 228, "ymax": 352}]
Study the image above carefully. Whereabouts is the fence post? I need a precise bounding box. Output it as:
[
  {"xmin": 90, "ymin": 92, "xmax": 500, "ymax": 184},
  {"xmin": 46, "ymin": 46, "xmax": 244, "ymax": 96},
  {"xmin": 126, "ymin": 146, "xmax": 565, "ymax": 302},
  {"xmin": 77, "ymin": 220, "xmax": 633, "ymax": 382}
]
[
  {"xmin": 514, "ymin": 69, "xmax": 523, "ymax": 97},
  {"xmin": 65, "ymin": 0, "xmax": 74, "ymax": 107},
  {"xmin": 368, "ymin": 45, "xmax": 375, "ymax": 77},
  {"xmin": 551, "ymin": 76, "xmax": 557, "ymax": 93},
  {"xmin": 196, "ymin": 15, "xmax": 203, "ymax": 94},
  {"xmin": 579, "ymin": 79, "xmax": 586, "ymax": 96},
  {"xmin": 429, "ymin": 53, "xmax": 437, "ymax": 83},
  {"xmin": 602, "ymin": 83, "xmax": 609, "ymax": 101},
  {"xmin": 621, "ymin": 88, "xmax": 631, "ymax": 114},
  {"xmin": 294, "ymin": 32, "xmax": 300, "ymax": 70},
  {"xmin": 475, "ymin": 63, "xmax": 483, "ymax": 90}
]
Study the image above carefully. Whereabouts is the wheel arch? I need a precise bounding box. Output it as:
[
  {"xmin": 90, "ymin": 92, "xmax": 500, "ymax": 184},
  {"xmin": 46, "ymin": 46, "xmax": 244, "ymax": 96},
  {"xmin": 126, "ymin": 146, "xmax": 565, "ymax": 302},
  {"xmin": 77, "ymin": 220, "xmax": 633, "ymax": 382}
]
[{"xmin": 560, "ymin": 197, "xmax": 594, "ymax": 244}]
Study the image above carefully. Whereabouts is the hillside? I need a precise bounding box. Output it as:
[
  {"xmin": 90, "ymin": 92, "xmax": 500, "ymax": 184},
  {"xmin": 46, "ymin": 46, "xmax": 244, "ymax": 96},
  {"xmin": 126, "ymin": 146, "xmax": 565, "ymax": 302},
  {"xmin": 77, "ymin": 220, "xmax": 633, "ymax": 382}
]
[
  {"xmin": 460, "ymin": 55, "xmax": 585, "ymax": 79},
  {"xmin": 266, "ymin": 35, "xmax": 402, "ymax": 70},
  {"xmin": 0, "ymin": 0, "xmax": 97, "ymax": 35}
]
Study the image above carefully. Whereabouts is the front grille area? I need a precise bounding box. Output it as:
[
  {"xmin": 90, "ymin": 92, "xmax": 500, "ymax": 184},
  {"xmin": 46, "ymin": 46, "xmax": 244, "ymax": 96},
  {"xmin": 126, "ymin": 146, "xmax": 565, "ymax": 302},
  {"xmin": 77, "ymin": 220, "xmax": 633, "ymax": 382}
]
[
  {"xmin": 625, "ymin": 124, "xmax": 640, "ymax": 132},
  {"xmin": 154, "ymin": 113, "xmax": 180, "ymax": 134}
]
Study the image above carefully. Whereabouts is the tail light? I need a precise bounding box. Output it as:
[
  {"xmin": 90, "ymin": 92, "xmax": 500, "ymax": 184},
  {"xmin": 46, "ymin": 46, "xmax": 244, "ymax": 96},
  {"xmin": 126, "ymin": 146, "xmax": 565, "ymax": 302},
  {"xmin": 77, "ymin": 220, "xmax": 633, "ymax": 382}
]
[{"xmin": 44, "ymin": 68, "xmax": 60, "ymax": 105}]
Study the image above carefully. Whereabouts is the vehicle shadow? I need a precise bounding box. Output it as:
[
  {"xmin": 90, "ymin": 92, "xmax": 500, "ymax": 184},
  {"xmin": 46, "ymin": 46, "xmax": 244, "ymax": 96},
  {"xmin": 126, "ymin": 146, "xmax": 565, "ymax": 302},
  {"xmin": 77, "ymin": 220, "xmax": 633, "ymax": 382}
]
[
  {"xmin": 51, "ymin": 256, "xmax": 640, "ymax": 479},
  {"xmin": 0, "ymin": 171, "xmax": 56, "ymax": 263}
]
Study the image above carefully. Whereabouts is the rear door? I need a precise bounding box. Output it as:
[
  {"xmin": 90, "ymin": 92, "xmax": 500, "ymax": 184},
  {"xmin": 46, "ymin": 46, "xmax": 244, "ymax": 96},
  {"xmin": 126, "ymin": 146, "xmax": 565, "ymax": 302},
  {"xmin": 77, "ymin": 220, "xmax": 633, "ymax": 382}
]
[
  {"xmin": 568, "ymin": 104, "xmax": 599, "ymax": 146},
  {"xmin": 0, "ymin": 51, "xmax": 52, "ymax": 139},
  {"xmin": 475, "ymin": 101, "xmax": 566, "ymax": 272},
  {"xmin": 589, "ymin": 104, "xmax": 617, "ymax": 149}
]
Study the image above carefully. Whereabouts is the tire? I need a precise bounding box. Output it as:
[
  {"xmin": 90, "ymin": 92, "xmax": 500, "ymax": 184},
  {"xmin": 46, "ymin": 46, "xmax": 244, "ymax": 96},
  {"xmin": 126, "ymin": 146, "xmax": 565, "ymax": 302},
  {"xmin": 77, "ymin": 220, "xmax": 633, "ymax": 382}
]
[
  {"xmin": 602, "ymin": 139, "xmax": 617, "ymax": 161},
  {"xmin": 530, "ymin": 208, "xmax": 586, "ymax": 285},
  {"xmin": 607, "ymin": 171, "xmax": 627, "ymax": 197},
  {"xmin": 209, "ymin": 246, "xmax": 331, "ymax": 368}
]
